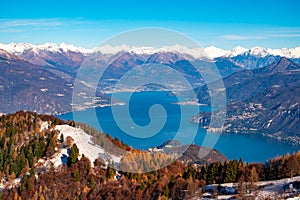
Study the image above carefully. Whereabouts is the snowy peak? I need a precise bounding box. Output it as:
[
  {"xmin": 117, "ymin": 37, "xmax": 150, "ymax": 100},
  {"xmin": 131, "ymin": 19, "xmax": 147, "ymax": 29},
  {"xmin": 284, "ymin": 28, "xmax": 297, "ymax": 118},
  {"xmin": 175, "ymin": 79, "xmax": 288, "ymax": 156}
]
[
  {"xmin": 266, "ymin": 46, "xmax": 300, "ymax": 59},
  {"xmin": 0, "ymin": 42, "xmax": 92, "ymax": 55},
  {"xmin": 58, "ymin": 42, "xmax": 92, "ymax": 54},
  {"xmin": 0, "ymin": 42, "xmax": 300, "ymax": 59},
  {"xmin": 242, "ymin": 46, "xmax": 300, "ymax": 59},
  {"xmin": 248, "ymin": 46, "xmax": 269, "ymax": 57},
  {"xmin": 203, "ymin": 46, "xmax": 227, "ymax": 59},
  {"xmin": 0, "ymin": 43, "xmax": 32, "ymax": 54},
  {"xmin": 226, "ymin": 46, "xmax": 248, "ymax": 57}
]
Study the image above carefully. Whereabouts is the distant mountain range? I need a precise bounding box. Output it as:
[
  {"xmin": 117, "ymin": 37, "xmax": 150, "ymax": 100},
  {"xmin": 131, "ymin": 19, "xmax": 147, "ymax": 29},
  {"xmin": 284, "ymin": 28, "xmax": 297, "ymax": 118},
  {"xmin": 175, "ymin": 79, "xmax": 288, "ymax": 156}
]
[
  {"xmin": 192, "ymin": 57, "xmax": 300, "ymax": 144},
  {"xmin": 1, "ymin": 42, "xmax": 300, "ymax": 75},
  {"xmin": 1, "ymin": 42, "xmax": 300, "ymax": 59},
  {"xmin": 0, "ymin": 42, "xmax": 299, "ymax": 144}
]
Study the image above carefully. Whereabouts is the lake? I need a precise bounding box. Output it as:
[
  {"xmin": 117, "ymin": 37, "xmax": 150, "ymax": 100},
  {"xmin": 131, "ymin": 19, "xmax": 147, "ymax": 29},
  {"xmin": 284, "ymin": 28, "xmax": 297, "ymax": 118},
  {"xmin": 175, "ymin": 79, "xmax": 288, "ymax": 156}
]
[{"xmin": 58, "ymin": 91, "xmax": 299, "ymax": 163}]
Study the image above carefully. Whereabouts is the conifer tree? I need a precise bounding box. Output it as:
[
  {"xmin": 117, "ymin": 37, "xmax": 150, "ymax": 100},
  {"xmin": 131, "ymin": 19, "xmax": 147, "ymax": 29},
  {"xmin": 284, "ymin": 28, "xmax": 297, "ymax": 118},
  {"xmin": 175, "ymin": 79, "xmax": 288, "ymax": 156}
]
[
  {"xmin": 68, "ymin": 144, "xmax": 79, "ymax": 166},
  {"xmin": 60, "ymin": 133, "xmax": 64, "ymax": 143}
]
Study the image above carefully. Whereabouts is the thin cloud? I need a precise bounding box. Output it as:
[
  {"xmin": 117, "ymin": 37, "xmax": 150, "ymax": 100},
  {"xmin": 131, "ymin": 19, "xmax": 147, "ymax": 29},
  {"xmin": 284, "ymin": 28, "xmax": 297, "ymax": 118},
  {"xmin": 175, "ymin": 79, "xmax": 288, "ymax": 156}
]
[
  {"xmin": 267, "ymin": 27, "xmax": 300, "ymax": 34},
  {"xmin": 221, "ymin": 28, "xmax": 300, "ymax": 41},
  {"xmin": 0, "ymin": 18, "xmax": 98, "ymax": 34},
  {"xmin": 0, "ymin": 29, "xmax": 25, "ymax": 33},
  {"xmin": 269, "ymin": 33, "xmax": 300, "ymax": 38},
  {"xmin": 0, "ymin": 19, "xmax": 63, "ymax": 29},
  {"xmin": 221, "ymin": 35, "xmax": 266, "ymax": 41}
]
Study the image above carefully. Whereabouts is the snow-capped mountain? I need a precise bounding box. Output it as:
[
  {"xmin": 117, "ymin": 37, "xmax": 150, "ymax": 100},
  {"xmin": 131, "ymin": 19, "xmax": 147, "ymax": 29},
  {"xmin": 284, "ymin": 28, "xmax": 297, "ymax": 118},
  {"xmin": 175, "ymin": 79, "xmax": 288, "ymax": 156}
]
[
  {"xmin": 0, "ymin": 42, "xmax": 92, "ymax": 55},
  {"xmin": 1, "ymin": 41, "xmax": 300, "ymax": 116},
  {"xmin": 247, "ymin": 46, "xmax": 269, "ymax": 57},
  {"xmin": 202, "ymin": 46, "xmax": 227, "ymax": 59},
  {"xmin": 226, "ymin": 46, "xmax": 248, "ymax": 57},
  {"xmin": 0, "ymin": 43, "xmax": 91, "ymax": 78},
  {"xmin": 0, "ymin": 42, "xmax": 300, "ymax": 59}
]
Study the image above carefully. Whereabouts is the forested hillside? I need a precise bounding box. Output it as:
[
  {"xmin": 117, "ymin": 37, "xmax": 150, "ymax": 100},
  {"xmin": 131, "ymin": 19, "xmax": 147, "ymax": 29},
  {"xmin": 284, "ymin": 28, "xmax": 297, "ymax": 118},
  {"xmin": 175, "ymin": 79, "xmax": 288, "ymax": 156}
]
[
  {"xmin": 1, "ymin": 112, "xmax": 300, "ymax": 199},
  {"xmin": 0, "ymin": 111, "xmax": 66, "ymax": 181}
]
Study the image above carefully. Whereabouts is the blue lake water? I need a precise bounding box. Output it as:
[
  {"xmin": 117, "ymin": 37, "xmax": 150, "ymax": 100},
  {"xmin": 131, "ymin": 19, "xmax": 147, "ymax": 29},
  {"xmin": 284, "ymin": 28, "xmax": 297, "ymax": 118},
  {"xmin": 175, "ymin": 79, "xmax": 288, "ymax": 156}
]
[{"xmin": 58, "ymin": 91, "xmax": 299, "ymax": 163}]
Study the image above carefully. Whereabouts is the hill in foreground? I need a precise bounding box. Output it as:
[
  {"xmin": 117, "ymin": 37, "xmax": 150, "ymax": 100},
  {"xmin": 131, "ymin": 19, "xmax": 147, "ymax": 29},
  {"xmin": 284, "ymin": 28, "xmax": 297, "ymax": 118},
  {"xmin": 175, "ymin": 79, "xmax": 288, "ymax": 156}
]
[{"xmin": 1, "ymin": 112, "xmax": 300, "ymax": 199}]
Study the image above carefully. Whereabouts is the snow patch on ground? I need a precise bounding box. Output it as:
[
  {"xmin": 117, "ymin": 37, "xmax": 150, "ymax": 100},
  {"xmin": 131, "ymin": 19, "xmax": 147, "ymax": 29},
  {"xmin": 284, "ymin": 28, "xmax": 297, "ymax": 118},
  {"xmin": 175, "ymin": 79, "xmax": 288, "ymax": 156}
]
[
  {"xmin": 40, "ymin": 121, "xmax": 49, "ymax": 132},
  {"xmin": 0, "ymin": 178, "xmax": 21, "ymax": 192},
  {"xmin": 0, "ymin": 179, "xmax": 5, "ymax": 192},
  {"xmin": 55, "ymin": 125, "xmax": 121, "ymax": 166},
  {"xmin": 202, "ymin": 176, "xmax": 300, "ymax": 199},
  {"xmin": 256, "ymin": 176, "xmax": 300, "ymax": 199},
  {"xmin": 50, "ymin": 148, "xmax": 68, "ymax": 168}
]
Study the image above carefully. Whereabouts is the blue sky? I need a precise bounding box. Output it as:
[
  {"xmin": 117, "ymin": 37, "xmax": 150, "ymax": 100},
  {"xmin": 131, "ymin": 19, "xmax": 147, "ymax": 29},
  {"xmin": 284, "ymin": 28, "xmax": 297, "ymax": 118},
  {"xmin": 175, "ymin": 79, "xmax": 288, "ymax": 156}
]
[{"xmin": 0, "ymin": 0, "xmax": 300, "ymax": 49}]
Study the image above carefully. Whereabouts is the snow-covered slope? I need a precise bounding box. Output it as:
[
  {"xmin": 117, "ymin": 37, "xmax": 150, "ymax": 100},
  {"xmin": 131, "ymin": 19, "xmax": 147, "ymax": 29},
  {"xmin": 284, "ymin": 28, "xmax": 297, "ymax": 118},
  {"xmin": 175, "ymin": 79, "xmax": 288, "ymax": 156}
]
[
  {"xmin": 54, "ymin": 125, "xmax": 121, "ymax": 167},
  {"xmin": 0, "ymin": 42, "xmax": 300, "ymax": 59}
]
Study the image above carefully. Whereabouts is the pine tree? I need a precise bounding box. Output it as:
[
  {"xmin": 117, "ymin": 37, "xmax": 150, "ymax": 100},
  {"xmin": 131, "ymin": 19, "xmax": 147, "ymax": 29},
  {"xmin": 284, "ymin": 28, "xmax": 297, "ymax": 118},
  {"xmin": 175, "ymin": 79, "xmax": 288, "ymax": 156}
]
[
  {"xmin": 106, "ymin": 165, "xmax": 116, "ymax": 179},
  {"xmin": 67, "ymin": 144, "xmax": 79, "ymax": 166},
  {"xmin": 10, "ymin": 163, "xmax": 18, "ymax": 176},
  {"xmin": 238, "ymin": 158, "xmax": 243, "ymax": 167},
  {"xmin": 60, "ymin": 133, "xmax": 64, "ymax": 143},
  {"xmin": 72, "ymin": 169, "xmax": 80, "ymax": 182},
  {"xmin": 89, "ymin": 177, "xmax": 95, "ymax": 189},
  {"xmin": 163, "ymin": 185, "xmax": 169, "ymax": 197},
  {"xmin": 223, "ymin": 160, "xmax": 238, "ymax": 183},
  {"xmin": 169, "ymin": 174, "xmax": 176, "ymax": 187},
  {"xmin": 21, "ymin": 175, "xmax": 28, "ymax": 191}
]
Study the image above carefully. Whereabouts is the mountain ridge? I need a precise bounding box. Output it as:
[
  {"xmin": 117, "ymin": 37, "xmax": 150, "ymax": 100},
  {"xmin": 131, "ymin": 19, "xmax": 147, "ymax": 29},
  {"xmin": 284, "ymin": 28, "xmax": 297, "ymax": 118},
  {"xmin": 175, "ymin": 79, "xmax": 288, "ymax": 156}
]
[
  {"xmin": 193, "ymin": 57, "xmax": 300, "ymax": 144},
  {"xmin": 1, "ymin": 42, "xmax": 300, "ymax": 59}
]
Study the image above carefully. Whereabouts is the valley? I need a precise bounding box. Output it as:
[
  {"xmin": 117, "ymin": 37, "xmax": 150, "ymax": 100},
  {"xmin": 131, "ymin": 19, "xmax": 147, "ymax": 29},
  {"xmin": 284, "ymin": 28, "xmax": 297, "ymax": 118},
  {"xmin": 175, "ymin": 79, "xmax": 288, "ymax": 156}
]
[{"xmin": 1, "ymin": 43, "xmax": 299, "ymax": 144}]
